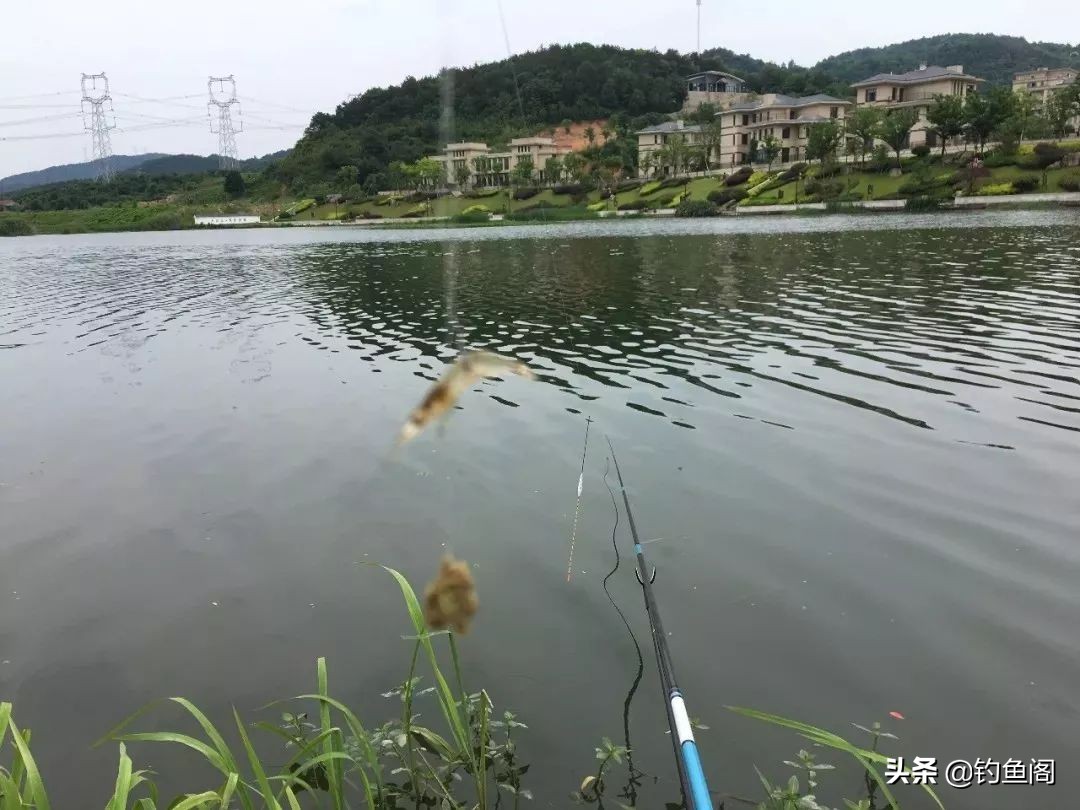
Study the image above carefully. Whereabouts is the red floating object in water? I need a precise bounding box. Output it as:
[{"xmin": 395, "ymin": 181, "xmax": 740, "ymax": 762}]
[{"xmin": 889, "ymin": 711, "xmax": 905, "ymax": 720}]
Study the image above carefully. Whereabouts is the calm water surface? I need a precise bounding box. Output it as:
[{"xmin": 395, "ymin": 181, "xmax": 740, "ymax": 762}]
[{"xmin": 2, "ymin": 212, "xmax": 1079, "ymax": 809}]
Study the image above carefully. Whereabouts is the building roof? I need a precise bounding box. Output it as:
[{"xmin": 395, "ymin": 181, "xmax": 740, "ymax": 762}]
[
  {"xmin": 727, "ymin": 93, "xmax": 851, "ymax": 111},
  {"xmin": 635, "ymin": 121, "xmax": 704, "ymax": 135},
  {"xmin": 851, "ymin": 65, "xmax": 983, "ymax": 88},
  {"xmin": 687, "ymin": 69, "xmax": 746, "ymax": 83}
]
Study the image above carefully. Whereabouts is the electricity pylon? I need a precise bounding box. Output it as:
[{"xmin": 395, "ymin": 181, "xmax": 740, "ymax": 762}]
[
  {"xmin": 208, "ymin": 75, "xmax": 242, "ymax": 170},
  {"xmin": 81, "ymin": 72, "xmax": 116, "ymax": 181}
]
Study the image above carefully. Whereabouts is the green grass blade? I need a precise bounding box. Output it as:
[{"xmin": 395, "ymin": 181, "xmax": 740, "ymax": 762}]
[
  {"xmin": 167, "ymin": 699, "xmax": 241, "ymax": 774},
  {"xmin": 168, "ymin": 791, "xmax": 219, "ymax": 810},
  {"xmin": 219, "ymin": 772, "xmax": 239, "ymax": 810},
  {"xmin": 0, "ymin": 703, "xmax": 10, "ymax": 749},
  {"xmin": 283, "ymin": 786, "xmax": 303, "ymax": 810},
  {"xmin": 110, "ymin": 732, "xmax": 228, "ymax": 774},
  {"xmin": 291, "ymin": 693, "xmax": 381, "ymax": 803},
  {"xmin": 848, "ymin": 749, "xmax": 899, "ymax": 810},
  {"xmin": 133, "ymin": 799, "xmax": 156, "ymax": 810},
  {"xmin": 316, "ymin": 658, "xmax": 345, "ymax": 810},
  {"xmin": 1, "ymin": 774, "xmax": 23, "ymax": 810},
  {"xmin": 6, "ymin": 721, "xmax": 49, "ymax": 810},
  {"xmin": 232, "ymin": 707, "xmax": 280, "ymax": 810},
  {"xmin": 921, "ymin": 783, "xmax": 946, "ymax": 810},
  {"xmin": 106, "ymin": 743, "xmax": 134, "ymax": 810}
]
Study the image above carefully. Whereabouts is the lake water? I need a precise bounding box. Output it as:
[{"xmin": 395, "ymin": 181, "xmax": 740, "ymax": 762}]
[{"xmin": 2, "ymin": 212, "xmax": 1079, "ymax": 809}]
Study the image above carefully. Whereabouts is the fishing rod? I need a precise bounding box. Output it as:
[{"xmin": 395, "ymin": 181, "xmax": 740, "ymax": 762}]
[{"xmin": 607, "ymin": 437, "xmax": 712, "ymax": 810}]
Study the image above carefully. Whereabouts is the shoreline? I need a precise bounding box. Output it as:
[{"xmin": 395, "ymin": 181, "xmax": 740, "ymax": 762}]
[{"xmin": 2, "ymin": 192, "xmax": 1078, "ymax": 237}]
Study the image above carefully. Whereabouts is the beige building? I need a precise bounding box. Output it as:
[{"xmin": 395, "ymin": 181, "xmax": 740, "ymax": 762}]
[
  {"xmin": 683, "ymin": 70, "xmax": 751, "ymax": 112},
  {"xmin": 720, "ymin": 94, "xmax": 852, "ymax": 165},
  {"xmin": 1013, "ymin": 66, "xmax": 1079, "ymax": 110},
  {"xmin": 852, "ymin": 64, "xmax": 984, "ymax": 148},
  {"xmin": 429, "ymin": 137, "xmax": 570, "ymax": 188},
  {"xmin": 635, "ymin": 120, "xmax": 708, "ymax": 176},
  {"xmin": 636, "ymin": 93, "xmax": 851, "ymax": 175}
]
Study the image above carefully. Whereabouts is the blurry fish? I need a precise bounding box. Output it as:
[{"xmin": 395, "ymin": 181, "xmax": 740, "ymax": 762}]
[
  {"xmin": 397, "ymin": 350, "xmax": 536, "ymax": 444},
  {"xmin": 423, "ymin": 554, "xmax": 478, "ymax": 634}
]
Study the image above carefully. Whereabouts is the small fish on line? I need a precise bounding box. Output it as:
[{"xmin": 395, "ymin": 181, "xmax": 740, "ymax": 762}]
[{"xmin": 397, "ymin": 350, "xmax": 536, "ymax": 444}]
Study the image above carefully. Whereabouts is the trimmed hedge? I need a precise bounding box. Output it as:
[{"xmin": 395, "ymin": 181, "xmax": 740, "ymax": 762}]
[
  {"xmin": 464, "ymin": 187, "xmax": 501, "ymax": 198},
  {"xmin": 552, "ymin": 183, "xmax": 595, "ymax": 195},
  {"xmin": 638, "ymin": 180, "xmax": 663, "ymax": 196},
  {"xmin": 512, "ymin": 187, "xmax": 540, "ymax": 200},
  {"xmin": 707, "ymin": 187, "xmax": 748, "ymax": 205},
  {"xmin": 586, "ymin": 200, "xmax": 608, "ymax": 212},
  {"xmin": 617, "ymin": 199, "xmax": 648, "ymax": 211},
  {"xmin": 724, "ymin": 166, "xmax": 753, "ymax": 186},
  {"xmin": 911, "ymin": 145, "xmax": 931, "ymax": 158},
  {"xmin": 1010, "ymin": 176, "xmax": 1041, "ymax": 193},
  {"xmin": 674, "ymin": 199, "xmax": 718, "ymax": 217},
  {"xmin": 1060, "ymin": 171, "xmax": 1080, "ymax": 192},
  {"xmin": 778, "ymin": 162, "xmax": 808, "ymax": 182},
  {"xmin": 615, "ymin": 179, "xmax": 642, "ymax": 192}
]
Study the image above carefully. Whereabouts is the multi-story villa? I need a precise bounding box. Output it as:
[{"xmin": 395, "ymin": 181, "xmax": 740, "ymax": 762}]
[
  {"xmin": 430, "ymin": 137, "xmax": 570, "ymax": 187},
  {"xmin": 1012, "ymin": 67, "xmax": 1079, "ymax": 110},
  {"xmin": 851, "ymin": 64, "xmax": 984, "ymax": 148},
  {"xmin": 637, "ymin": 93, "xmax": 850, "ymax": 174}
]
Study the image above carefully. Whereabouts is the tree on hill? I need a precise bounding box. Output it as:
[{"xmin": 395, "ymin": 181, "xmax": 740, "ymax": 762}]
[
  {"xmin": 562, "ymin": 152, "xmax": 586, "ymax": 183},
  {"xmin": 806, "ymin": 120, "xmax": 843, "ymax": 164},
  {"xmin": 223, "ymin": 170, "xmax": 245, "ymax": 198},
  {"xmin": 544, "ymin": 155, "xmax": 563, "ymax": 184},
  {"xmin": 584, "ymin": 126, "xmax": 596, "ymax": 147},
  {"xmin": 964, "ymin": 87, "xmax": 1014, "ymax": 151},
  {"xmin": 878, "ymin": 108, "xmax": 918, "ymax": 169},
  {"xmin": 1045, "ymin": 82, "xmax": 1080, "ymax": 138},
  {"xmin": 926, "ymin": 95, "xmax": 965, "ymax": 155},
  {"xmin": 845, "ymin": 106, "xmax": 882, "ymax": 167},
  {"xmin": 511, "ymin": 157, "xmax": 535, "ymax": 186},
  {"xmin": 758, "ymin": 134, "xmax": 781, "ymax": 169},
  {"xmin": 453, "ymin": 162, "xmax": 471, "ymax": 187}
]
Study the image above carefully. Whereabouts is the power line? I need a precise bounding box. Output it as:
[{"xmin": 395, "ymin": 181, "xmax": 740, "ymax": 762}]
[
  {"xmin": 0, "ymin": 90, "xmax": 80, "ymax": 102},
  {"xmin": 207, "ymin": 75, "xmax": 242, "ymax": 170},
  {"xmin": 81, "ymin": 72, "xmax": 117, "ymax": 181},
  {"xmin": 0, "ymin": 112, "xmax": 83, "ymax": 127},
  {"xmin": 0, "ymin": 103, "xmax": 81, "ymax": 110},
  {"xmin": 0, "ymin": 131, "xmax": 85, "ymax": 142}
]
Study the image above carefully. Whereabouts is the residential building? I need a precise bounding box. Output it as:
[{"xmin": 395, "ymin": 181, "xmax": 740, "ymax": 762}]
[
  {"xmin": 1013, "ymin": 67, "xmax": 1079, "ymax": 110},
  {"xmin": 0, "ymin": 199, "xmax": 19, "ymax": 211},
  {"xmin": 636, "ymin": 93, "xmax": 852, "ymax": 175},
  {"xmin": 719, "ymin": 94, "xmax": 852, "ymax": 165},
  {"xmin": 852, "ymin": 64, "xmax": 984, "ymax": 148},
  {"xmin": 429, "ymin": 137, "xmax": 570, "ymax": 187},
  {"xmin": 683, "ymin": 70, "xmax": 751, "ymax": 112},
  {"xmin": 635, "ymin": 120, "xmax": 707, "ymax": 176}
]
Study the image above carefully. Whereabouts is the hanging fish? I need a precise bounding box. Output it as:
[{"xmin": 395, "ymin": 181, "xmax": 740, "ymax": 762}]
[{"xmin": 397, "ymin": 350, "xmax": 536, "ymax": 444}]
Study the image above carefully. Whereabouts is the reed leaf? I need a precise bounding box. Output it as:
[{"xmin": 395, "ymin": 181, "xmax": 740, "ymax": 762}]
[
  {"xmin": 316, "ymin": 657, "xmax": 345, "ymax": 810},
  {"xmin": 232, "ymin": 708, "xmax": 279, "ymax": 810},
  {"xmin": 4, "ymin": 718, "xmax": 49, "ymax": 810},
  {"xmin": 105, "ymin": 743, "xmax": 134, "ymax": 810},
  {"xmin": 169, "ymin": 791, "xmax": 220, "ymax": 810}
]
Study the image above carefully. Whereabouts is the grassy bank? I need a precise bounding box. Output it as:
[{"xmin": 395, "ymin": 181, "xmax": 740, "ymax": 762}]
[
  {"xmin": 0, "ymin": 562, "xmax": 943, "ymax": 810},
  {"xmin": 4, "ymin": 153, "xmax": 1078, "ymax": 236}
]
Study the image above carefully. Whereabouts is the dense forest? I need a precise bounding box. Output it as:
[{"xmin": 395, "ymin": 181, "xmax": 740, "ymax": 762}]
[{"xmin": 816, "ymin": 33, "xmax": 1080, "ymax": 87}]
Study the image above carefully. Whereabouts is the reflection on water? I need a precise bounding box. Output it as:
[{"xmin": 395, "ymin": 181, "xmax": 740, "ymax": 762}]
[{"xmin": 1, "ymin": 215, "xmax": 1079, "ymax": 808}]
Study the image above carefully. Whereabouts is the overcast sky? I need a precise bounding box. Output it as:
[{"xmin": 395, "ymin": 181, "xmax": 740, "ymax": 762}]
[{"xmin": 2, "ymin": 0, "xmax": 1078, "ymax": 178}]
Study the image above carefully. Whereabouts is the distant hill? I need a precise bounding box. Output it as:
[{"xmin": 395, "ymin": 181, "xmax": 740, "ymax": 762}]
[
  {"xmin": 129, "ymin": 150, "xmax": 291, "ymax": 176},
  {"xmin": 273, "ymin": 34, "xmax": 1077, "ymax": 190},
  {"xmin": 2, "ymin": 149, "xmax": 292, "ymax": 195},
  {"xmin": 815, "ymin": 33, "xmax": 1080, "ymax": 86},
  {"xmin": 1, "ymin": 154, "xmax": 167, "ymax": 194}
]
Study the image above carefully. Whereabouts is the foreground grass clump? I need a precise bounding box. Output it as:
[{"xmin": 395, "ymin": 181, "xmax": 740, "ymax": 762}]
[{"xmin": 1, "ymin": 563, "xmax": 944, "ymax": 809}]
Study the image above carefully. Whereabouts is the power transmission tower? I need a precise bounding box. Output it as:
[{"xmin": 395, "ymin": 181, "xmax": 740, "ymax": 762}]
[
  {"xmin": 207, "ymin": 75, "xmax": 242, "ymax": 169},
  {"xmin": 81, "ymin": 72, "xmax": 116, "ymax": 181}
]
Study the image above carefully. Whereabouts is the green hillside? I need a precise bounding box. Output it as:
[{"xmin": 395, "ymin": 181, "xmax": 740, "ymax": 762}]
[{"xmin": 815, "ymin": 33, "xmax": 1080, "ymax": 86}]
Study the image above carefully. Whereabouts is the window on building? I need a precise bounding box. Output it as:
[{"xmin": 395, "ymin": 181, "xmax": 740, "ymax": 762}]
[
  {"xmin": 830, "ymin": 106, "xmax": 839, "ymax": 119},
  {"xmin": 742, "ymin": 114, "xmax": 749, "ymax": 126},
  {"xmin": 789, "ymin": 109, "xmax": 797, "ymax": 119},
  {"xmin": 654, "ymin": 135, "xmax": 659, "ymax": 144},
  {"xmin": 782, "ymin": 127, "xmax": 791, "ymax": 139},
  {"xmin": 890, "ymin": 88, "xmax": 897, "ymax": 100},
  {"xmin": 865, "ymin": 89, "xmax": 877, "ymax": 102},
  {"xmin": 740, "ymin": 133, "xmax": 748, "ymax": 145}
]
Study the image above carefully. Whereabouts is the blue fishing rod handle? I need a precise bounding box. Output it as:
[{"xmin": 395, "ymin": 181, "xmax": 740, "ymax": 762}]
[{"xmin": 680, "ymin": 740, "xmax": 712, "ymax": 810}]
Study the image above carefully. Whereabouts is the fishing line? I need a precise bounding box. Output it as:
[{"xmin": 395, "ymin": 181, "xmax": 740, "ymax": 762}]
[
  {"xmin": 565, "ymin": 416, "xmax": 593, "ymax": 582},
  {"xmin": 602, "ymin": 454, "xmax": 646, "ymax": 806}
]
